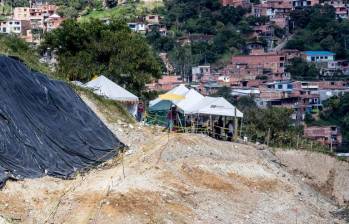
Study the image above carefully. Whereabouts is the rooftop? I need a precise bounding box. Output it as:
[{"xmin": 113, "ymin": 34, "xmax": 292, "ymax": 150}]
[{"xmin": 304, "ymin": 51, "xmax": 336, "ymax": 56}]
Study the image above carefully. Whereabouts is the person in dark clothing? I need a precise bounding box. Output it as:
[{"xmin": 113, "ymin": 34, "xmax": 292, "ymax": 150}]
[
  {"xmin": 216, "ymin": 116, "xmax": 224, "ymax": 139},
  {"xmin": 136, "ymin": 101, "xmax": 144, "ymax": 122},
  {"xmin": 167, "ymin": 105, "xmax": 177, "ymax": 132}
]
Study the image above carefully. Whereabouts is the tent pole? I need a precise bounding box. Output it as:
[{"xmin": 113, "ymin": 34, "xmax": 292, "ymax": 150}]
[
  {"xmin": 234, "ymin": 107, "xmax": 238, "ymax": 141},
  {"xmin": 209, "ymin": 115, "xmax": 212, "ymax": 136},
  {"xmin": 240, "ymin": 117, "xmax": 243, "ymax": 138}
]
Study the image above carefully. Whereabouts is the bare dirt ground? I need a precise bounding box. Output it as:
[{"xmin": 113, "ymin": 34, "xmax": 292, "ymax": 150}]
[
  {"xmin": 276, "ymin": 150, "xmax": 349, "ymax": 206},
  {"xmin": 0, "ymin": 95, "xmax": 347, "ymax": 224}
]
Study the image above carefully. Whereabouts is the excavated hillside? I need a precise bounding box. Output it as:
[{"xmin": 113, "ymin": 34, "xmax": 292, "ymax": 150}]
[{"xmin": 0, "ymin": 92, "xmax": 348, "ymax": 224}]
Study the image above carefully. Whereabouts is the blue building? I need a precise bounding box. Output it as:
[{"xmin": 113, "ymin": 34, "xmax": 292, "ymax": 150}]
[{"xmin": 304, "ymin": 51, "xmax": 335, "ymax": 63}]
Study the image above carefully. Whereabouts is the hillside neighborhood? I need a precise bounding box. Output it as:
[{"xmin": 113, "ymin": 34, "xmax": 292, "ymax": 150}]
[{"xmin": 0, "ymin": 0, "xmax": 348, "ymax": 150}]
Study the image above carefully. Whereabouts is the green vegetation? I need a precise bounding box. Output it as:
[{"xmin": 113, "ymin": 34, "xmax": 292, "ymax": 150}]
[
  {"xmin": 78, "ymin": 4, "xmax": 138, "ymax": 22},
  {"xmin": 145, "ymin": 0, "xmax": 252, "ymax": 77},
  {"xmin": 286, "ymin": 58, "xmax": 319, "ymax": 80},
  {"xmin": 79, "ymin": 1, "xmax": 163, "ymax": 22},
  {"xmin": 308, "ymin": 93, "xmax": 349, "ymax": 150},
  {"xmin": 287, "ymin": 4, "xmax": 349, "ymax": 59},
  {"xmin": 73, "ymin": 85, "xmax": 135, "ymax": 124},
  {"xmin": 41, "ymin": 19, "xmax": 161, "ymax": 95},
  {"xmin": 0, "ymin": 34, "xmax": 51, "ymax": 75}
]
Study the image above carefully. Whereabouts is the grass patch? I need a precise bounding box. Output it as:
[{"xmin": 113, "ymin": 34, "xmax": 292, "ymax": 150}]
[
  {"xmin": 79, "ymin": 1, "xmax": 164, "ymax": 23},
  {"xmin": 0, "ymin": 34, "xmax": 52, "ymax": 75},
  {"xmin": 0, "ymin": 34, "xmax": 135, "ymax": 125},
  {"xmin": 73, "ymin": 85, "xmax": 135, "ymax": 124}
]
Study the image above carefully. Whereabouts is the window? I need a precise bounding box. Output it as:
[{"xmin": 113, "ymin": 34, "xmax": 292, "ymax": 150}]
[
  {"xmin": 325, "ymin": 56, "xmax": 328, "ymax": 59},
  {"xmin": 278, "ymin": 84, "xmax": 283, "ymax": 89},
  {"xmin": 287, "ymin": 84, "xmax": 292, "ymax": 89},
  {"xmin": 280, "ymin": 63, "xmax": 284, "ymax": 67},
  {"xmin": 311, "ymin": 56, "xmax": 315, "ymax": 61}
]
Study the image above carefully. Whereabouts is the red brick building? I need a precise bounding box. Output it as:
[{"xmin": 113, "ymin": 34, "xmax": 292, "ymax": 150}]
[{"xmin": 304, "ymin": 126, "xmax": 342, "ymax": 148}]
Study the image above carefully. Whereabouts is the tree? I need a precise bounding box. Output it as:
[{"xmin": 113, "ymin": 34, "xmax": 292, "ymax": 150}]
[
  {"xmin": 286, "ymin": 58, "xmax": 319, "ymax": 80},
  {"xmin": 319, "ymin": 93, "xmax": 349, "ymax": 151},
  {"xmin": 41, "ymin": 19, "xmax": 161, "ymax": 94}
]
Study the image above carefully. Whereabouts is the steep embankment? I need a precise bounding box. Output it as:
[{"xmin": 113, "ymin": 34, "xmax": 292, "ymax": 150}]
[
  {"xmin": 0, "ymin": 91, "xmax": 347, "ymax": 224},
  {"xmin": 276, "ymin": 150, "xmax": 349, "ymax": 206}
]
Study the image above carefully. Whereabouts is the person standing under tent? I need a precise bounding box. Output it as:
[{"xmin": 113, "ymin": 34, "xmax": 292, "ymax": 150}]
[
  {"xmin": 167, "ymin": 105, "xmax": 177, "ymax": 132},
  {"xmin": 217, "ymin": 116, "xmax": 224, "ymax": 139},
  {"xmin": 136, "ymin": 101, "xmax": 144, "ymax": 122}
]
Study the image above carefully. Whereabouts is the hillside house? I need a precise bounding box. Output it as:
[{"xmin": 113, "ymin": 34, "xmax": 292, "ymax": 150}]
[
  {"xmin": 304, "ymin": 126, "xmax": 342, "ymax": 148},
  {"xmin": 146, "ymin": 76, "xmax": 183, "ymax": 92},
  {"xmin": 192, "ymin": 65, "xmax": 211, "ymax": 82},
  {"xmin": 0, "ymin": 20, "xmax": 30, "ymax": 35},
  {"xmin": 292, "ymin": 0, "xmax": 319, "ymax": 8},
  {"xmin": 303, "ymin": 51, "xmax": 335, "ymax": 63},
  {"xmin": 127, "ymin": 23, "xmax": 146, "ymax": 33},
  {"xmin": 323, "ymin": 0, "xmax": 349, "ymax": 19},
  {"xmin": 145, "ymin": 15, "xmax": 162, "ymax": 24}
]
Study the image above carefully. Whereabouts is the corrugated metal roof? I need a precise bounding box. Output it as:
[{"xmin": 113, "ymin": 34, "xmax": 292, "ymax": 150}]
[{"xmin": 304, "ymin": 51, "xmax": 335, "ymax": 56}]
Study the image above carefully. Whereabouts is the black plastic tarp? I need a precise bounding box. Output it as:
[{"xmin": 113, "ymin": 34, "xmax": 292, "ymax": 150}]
[{"xmin": 0, "ymin": 56, "xmax": 124, "ymax": 187}]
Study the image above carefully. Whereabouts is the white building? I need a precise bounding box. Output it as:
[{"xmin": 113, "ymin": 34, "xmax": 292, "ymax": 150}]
[
  {"xmin": 0, "ymin": 20, "xmax": 30, "ymax": 35},
  {"xmin": 304, "ymin": 51, "xmax": 335, "ymax": 63},
  {"xmin": 127, "ymin": 23, "xmax": 146, "ymax": 34},
  {"xmin": 192, "ymin": 65, "xmax": 211, "ymax": 82}
]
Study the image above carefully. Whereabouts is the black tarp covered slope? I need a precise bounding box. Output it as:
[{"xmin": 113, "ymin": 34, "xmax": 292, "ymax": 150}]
[{"xmin": 0, "ymin": 56, "xmax": 123, "ymax": 187}]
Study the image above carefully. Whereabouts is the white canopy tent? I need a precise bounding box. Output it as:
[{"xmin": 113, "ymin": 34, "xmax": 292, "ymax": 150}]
[
  {"xmin": 187, "ymin": 97, "xmax": 243, "ymax": 118},
  {"xmin": 150, "ymin": 85, "xmax": 243, "ymax": 118},
  {"xmin": 85, "ymin": 75, "xmax": 139, "ymax": 116},
  {"xmin": 149, "ymin": 84, "xmax": 189, "ymax": 107}
]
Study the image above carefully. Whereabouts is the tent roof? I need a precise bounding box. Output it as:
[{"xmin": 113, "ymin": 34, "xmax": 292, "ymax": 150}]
[
  {"xmin": 188, "ymin": 97, "xmax": 243, "ymax": 118},
  {"xmin": 176, "ymin": 89, "xmax": 204, "ymax": 113},
  {"xmin": 150, "ymin": 84, "xmax": 189, "ymax": 107},
  {"xmin": 85, "ymin": 75, "xmax": 138, "ymax": 102}
]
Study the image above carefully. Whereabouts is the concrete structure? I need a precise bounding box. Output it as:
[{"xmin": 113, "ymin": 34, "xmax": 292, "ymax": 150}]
[
  {"xmin": 192, "ymin": 65, "xmax": 211, "ymax": 82},
  {"xmin": 303, "ymin": 51, "xmax": 335, "ymax": 63},
  {"xmin": 45, "ymin": 14, "xmax": 64, "ymax": 32},
  {"xmin": 304, "ymin": 126, "xmax": 342, "ymax": 148},
  {"xmin": 0, "ymin": 20, "xmax": 30, "ymax": 35},
  {"xmin": 145, "ymin": 15, "xmax": 162, "ymax": 24},
  {"xmin": 292, "ymin": 0, "xmax": 319, "ymax": 8},
  {"xmin": 146, "ymin": 76, "xmax": 184, "ymax": 92},
  {"xmin": 127, "ymin": 23, "xmax": 146, "ymax": 33}
]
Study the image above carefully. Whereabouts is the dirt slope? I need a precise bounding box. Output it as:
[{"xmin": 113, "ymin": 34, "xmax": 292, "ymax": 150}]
[
  {"xmin": 276, "ymin": 150, "xmax": 349, "ymax": 206},
  {"xmin": 0, "ymin": 94, "xmax": 346, "ymax": 224}
]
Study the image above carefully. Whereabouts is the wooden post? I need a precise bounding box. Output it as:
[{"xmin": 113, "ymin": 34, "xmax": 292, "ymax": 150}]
[
  {"xmin": 296, "ymin": 134, "xmax": 299, "ymax": 149},
  {"xmin": 209, "ymin": 115, "xmax": 212, "ymax": 136},
  {"xmin": 266, "ymin": 128, "xmax": 271, "ymax": 147},
  {"xmin": 330, "ymin": 137, "xmax": 333, "ymax": 153},
  {"xmin": 239, "ymin": 117, "xmax": 243, "ymax": 138},
  {"xmin": 234, "ymin": 108, "xmax": 238, "ymax": 140}
]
